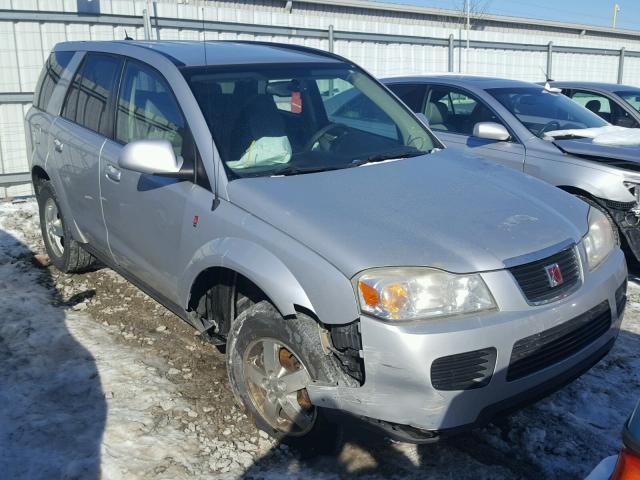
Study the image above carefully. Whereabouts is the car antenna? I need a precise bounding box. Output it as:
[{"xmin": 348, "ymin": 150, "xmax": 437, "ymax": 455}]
[
  {"xmin": 124, "ymin": 29, "xmax": 133, "ymax": 41},
  {"xmin": 539, "ymin": 66, "xmax": 560, "ymax": 93},
  {"xmin": 201, "ymin": 8, "xmax": 220, "ymax": 211}
]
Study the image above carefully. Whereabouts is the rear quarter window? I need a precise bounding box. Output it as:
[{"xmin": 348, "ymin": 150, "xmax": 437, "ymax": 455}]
[{"xmin": 33, "ymin": 51, "xmax": 74, "ymax": 112}]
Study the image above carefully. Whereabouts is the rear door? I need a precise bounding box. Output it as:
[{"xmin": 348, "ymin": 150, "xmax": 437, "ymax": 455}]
[
  {"xmin": 49, "ymin": 52, "xmax": 123, "ymax": 251},
  {"xmin": 99, "ymin": 58, "xmax": 199, "ymax": 301}
]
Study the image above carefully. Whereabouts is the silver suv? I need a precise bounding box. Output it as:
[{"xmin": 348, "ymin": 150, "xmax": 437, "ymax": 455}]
[
  {"xmin": 26, "ymin": 41, "xmax": 627, "ymax": 445},
  {"xmin": 384, "ymin": 76, "xmax": 640, "ymax": 264}
]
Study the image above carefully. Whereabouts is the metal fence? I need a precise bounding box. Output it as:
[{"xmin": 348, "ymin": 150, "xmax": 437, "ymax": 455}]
[{"xmin": 1, "ymin": 5, "xmax": 639, "ymax": 196}]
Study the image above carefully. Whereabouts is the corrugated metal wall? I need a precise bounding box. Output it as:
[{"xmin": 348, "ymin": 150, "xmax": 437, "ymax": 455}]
[{"xmin": 1, "ymin": 0, "xmax": 640, "ymax": 197}]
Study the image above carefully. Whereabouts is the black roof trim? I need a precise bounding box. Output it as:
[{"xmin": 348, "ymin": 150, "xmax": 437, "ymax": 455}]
[{"xmin": 112, "ymin": 40, "xmax": 186, "ymax": 66}]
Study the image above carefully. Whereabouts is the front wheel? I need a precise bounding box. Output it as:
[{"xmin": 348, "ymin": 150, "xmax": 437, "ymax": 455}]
[{"xmin": 226, "ymin": 301, "xmax": 342, "ymax": 451}]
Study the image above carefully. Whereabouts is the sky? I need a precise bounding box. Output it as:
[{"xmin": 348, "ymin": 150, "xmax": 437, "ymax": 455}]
[{"xmin": 369, "ymin": 0, "xmax": 640, "ymax": 31}]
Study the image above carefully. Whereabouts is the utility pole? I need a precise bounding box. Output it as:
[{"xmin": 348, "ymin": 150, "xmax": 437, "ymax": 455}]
[
  {"xmin": 613, "ymin": 3, "xmax": 620, "ymax": 30},
  {"xmin": 465, "ymin": 0, "xmax": 470, "ymax": 72}
]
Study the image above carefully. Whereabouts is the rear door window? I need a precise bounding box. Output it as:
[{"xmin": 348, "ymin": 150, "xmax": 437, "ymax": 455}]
[
  {"xmin": 33, "ymin": 51, "xmax": 75, "ymax": 112},
  {"xmin": 61, "ymin": 53, "xmax": 122, "ymax": 137}
]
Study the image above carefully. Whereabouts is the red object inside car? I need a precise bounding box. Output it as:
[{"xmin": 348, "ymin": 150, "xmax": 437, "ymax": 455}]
[{"xmin": 611, "ymin": 448, "xmax": 640, "ymax": 480}]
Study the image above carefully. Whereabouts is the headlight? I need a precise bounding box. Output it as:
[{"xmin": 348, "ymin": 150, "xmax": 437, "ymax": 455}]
[
  {"xmin": 355, "ymin": 267, "xmax": 497, "ymax": 321},
  {"xmin": 583, "ymin": 207, "xmax": 615, "ymax": 271}
]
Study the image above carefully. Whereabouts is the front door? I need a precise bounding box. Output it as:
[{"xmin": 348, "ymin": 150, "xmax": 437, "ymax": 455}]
[
  {"xmin": 99, "ymin": 59, "xmax": 196, "ymax": 301},
  {"xmin": 424, "ymin": 85, "xmax": 526, "ymax": 171}
]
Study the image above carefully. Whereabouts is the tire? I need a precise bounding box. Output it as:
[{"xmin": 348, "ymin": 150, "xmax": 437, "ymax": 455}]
[
  {"xmin": 576, "ymin": 195, "xmax": 621, "ymax": 246},
  {"xmin": 227, "ymin": 300, "xmax": 342, "ymax": 452},
  {"xmin": 37, "ymin": 181, "xmax": 94, "ymax": 273}
]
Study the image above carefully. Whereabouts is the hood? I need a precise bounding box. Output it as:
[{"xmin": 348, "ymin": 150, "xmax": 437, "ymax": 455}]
[
  {"xmin": 554, "ymin": 137, "xmax": 640, "ymax": 172},
  {"xmin": 227, "ymin": 150, "xmax": 588, "ymax": 277}
]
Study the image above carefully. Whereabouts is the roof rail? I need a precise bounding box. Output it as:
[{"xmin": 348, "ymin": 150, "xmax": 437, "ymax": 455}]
[{"xmin": 228, "ymin": 40, "xmax": 352, "ymax": 65}]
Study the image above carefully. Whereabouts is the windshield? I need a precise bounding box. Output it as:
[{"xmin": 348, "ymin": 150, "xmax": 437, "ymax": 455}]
[
  {"xmin": 182, "ymin": 64, "xmax": 435, "ymax": 178},
  {"xmin": 616, "ymin": 90, "xmax": 640, "ymax": 113},
  {"xmin": 487, "ymin": 87, "xmax": 607, "ymax": 137}
]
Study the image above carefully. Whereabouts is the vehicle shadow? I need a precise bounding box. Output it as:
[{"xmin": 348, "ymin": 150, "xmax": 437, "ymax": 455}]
[
  {"xmin": 0, "ymin": 227, "xmax": 106, "ymax": 480},
  {"xmin": 240, "ymin": 284, "xmax": 638, "ymax": 480}
]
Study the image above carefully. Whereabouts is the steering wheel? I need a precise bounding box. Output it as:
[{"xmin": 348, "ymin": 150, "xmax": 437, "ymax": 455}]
[
  {"xmin": 303, "ymin": 123, "xmax": 350, "ymax": 152},
  {"xmin": 538, "ymin": 120, "xmax": 561, "ymax": 136}
]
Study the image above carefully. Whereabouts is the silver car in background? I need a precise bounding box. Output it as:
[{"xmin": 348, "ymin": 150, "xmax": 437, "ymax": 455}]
[
  {"xmin": 384, "ymin": 75, "xmax": 640, "ymax": 264},
  {"xmin": 25, "ymin": 42, "xmax": 626, "ymax": 447},
  {"xmin": 548, "ymin": 81, "xmax": 640, "ymax": 128}
]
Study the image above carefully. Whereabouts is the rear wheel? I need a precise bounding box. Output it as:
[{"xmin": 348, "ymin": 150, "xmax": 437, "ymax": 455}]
[
  {"xmin": 227, "ymin": 301, "xmax": 342, "ymax": 452},
  {"xmin": 37, "ymin": 181, "xmax": 94, "ymax": 273}
]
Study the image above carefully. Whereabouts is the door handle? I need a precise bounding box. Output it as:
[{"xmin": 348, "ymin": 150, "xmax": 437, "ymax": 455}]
[
  {"xmin": 53, "ymin": 138, "xmax": 63, "ymax": 152},
  {"xmin": 105, "ymin": 164, "xmax": 121, "ymax": 182}
]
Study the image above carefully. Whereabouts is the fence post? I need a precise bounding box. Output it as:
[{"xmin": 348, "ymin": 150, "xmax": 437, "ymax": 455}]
[
  {"xmin": 618, "ymin": 47, "xmax": 625, "ymax": 84},
  {"xmin": 328, "ymin": 24, "xmax": 334, "ymax": 52},
  {"xmin": 152, "ymin": 0, "xmax": 160, "ymax": 40},
  {"xmin": 448, "ymin": 34, "xmax": 454, "ymax": 72},
  {"xmin": 142, "ymin": 9, "xmax": 151, "ymax": 40},
  {"xmin": 546, "ymin": 41, "xmax": 553, "ymax": 80}
]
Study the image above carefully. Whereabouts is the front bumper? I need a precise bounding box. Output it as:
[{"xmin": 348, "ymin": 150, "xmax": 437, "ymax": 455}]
[
  {"xmin": 600, "ymin": 198, "xmax": 640, "ymax": 263},
  {"xmin": 307, "ymin": 247, "xmax": 627, "ymax": 436}
]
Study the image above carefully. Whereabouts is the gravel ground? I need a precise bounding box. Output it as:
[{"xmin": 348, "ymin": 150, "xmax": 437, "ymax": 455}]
[{"xmin": 1, "ymin": 198, "xmax": 639, "ymax": 480}]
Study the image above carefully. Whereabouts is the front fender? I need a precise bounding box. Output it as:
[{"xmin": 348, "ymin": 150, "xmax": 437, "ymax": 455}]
[
  {"xmin": 526, "ymin": 152, "xmax": 634, "ymax": 203},
  {"xmin": 179, "ymin": 237, "xmax": 313, "ymax": 319}
]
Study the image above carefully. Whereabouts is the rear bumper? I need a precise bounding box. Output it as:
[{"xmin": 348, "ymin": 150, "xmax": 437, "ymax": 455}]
[{"xmin": 307, "ymin": 247, "xmax": 627, "ymax": 435}]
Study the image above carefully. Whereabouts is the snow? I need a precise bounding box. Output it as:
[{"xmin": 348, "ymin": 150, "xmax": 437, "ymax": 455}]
[
  {"xmin": 1, "ymin": 198, "xmax": 640, "ymax": 479},
  {"xmin": 545, "ymin": 125, "xmax": 640, "ymax": 146}
]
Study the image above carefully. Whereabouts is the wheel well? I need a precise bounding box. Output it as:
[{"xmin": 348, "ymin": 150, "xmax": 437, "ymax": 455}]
[
  {"xmin": 188, "ymin": 267, "xmax": 267, "ymax": 339},
  {"xmin": 557, "ymin": 185, "xmax": 595, "ymax": 200},
  {"xmin": 32, "ymin": 166, "xmax": 50, "ymax": 196}
]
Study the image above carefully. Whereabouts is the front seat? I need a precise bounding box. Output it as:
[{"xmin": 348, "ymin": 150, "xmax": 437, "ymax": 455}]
[
  {"xmin": 424, "ymin": 101, "xmax": 449, "ymax": 131},
  {"xmin": 586, "ymin": 99, "xmax": 601, "ymax": 114},
  {"xmin": 228, "ymin": 94, "xmax": 290, "ymax": 162}
]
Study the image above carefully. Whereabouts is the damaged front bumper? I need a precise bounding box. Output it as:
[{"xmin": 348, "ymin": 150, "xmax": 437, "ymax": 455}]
[
  {"xmin": 601, "ymin": 197, "xmax": 640, "ymax": 263},
  {"xmin": 307, "ymin": 247, "xmax": 627, "ymax": 442}
]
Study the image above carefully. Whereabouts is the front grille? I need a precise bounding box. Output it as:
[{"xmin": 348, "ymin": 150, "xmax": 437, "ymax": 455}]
[
  {"xmin": 431, "ymin": 348, "xmax": 497, "ymax": 391},
  {"xmin": 509, "ymin": 246, "xmax": 581, "ymax": 304},
  {"xmin": 616, "ymin": 280, "xmax": 627, "ymax": 316},
  {"xmin": 507, "ymin": 301, "xmax": 611, "ymax": 381}
]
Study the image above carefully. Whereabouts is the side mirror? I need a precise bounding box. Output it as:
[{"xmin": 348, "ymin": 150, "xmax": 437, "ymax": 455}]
[
  {"xmin": 416, "ymin": 112, "xmax": 430, "ymax": 127},
  {"xmin": 119, "ymin": 139, "xmax": 192, "ymax": 179},
  {"xmin": 473, "ymin": 122, "xmax": 511, "ymax": 141}
]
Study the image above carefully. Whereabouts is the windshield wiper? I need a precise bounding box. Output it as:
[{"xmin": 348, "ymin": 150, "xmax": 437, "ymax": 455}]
[
  {"xmin": 351, "ymin": 149, "xmax": 427, "ymax": 167},
  {"xmin": 269, "ymin": 149, "xmax": 427, "ymax": 176},
  {"xmin": 270, "ymin": 164, "xmax": 346, "ymax": 177}
]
